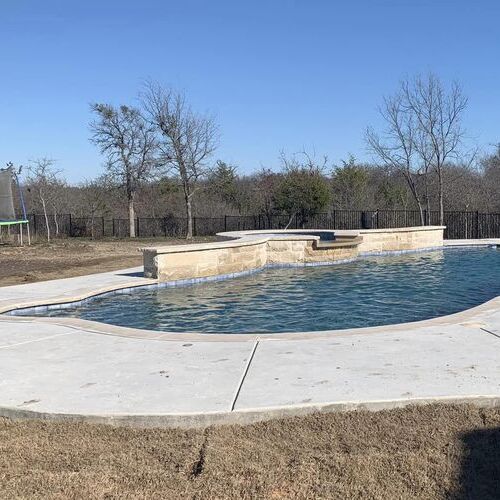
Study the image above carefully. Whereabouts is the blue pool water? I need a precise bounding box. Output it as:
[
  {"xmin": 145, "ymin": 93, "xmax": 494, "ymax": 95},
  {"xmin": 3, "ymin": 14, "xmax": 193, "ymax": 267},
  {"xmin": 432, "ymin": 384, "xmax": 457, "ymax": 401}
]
[{"xmin": 17, "ymin": 247, "xmax": 500, "ymax": 333}]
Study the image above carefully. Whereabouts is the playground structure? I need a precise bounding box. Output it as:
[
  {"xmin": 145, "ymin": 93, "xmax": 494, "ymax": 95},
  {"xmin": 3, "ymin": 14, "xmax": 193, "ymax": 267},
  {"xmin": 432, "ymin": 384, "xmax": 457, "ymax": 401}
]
[{"xmin": 0, "ymin": 166, "xmax": 30, "ymax": 245}]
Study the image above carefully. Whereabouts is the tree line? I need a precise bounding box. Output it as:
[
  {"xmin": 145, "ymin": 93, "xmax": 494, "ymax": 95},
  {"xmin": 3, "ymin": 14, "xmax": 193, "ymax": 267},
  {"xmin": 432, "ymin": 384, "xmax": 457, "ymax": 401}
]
[{"xmin": 13, "ymin": 74, "xmax": 500, "ymax": 240}]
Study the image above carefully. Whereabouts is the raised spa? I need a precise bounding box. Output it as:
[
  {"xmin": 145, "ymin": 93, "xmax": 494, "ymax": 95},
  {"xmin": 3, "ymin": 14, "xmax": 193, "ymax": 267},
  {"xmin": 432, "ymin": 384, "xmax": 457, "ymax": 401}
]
[
  {"xmin": 247, "ymin": 231, "xmax": 336, "ymax": 241},
  {"xmin": 15, "ymin": 247, "xmax": 500, "ymax": 333}
]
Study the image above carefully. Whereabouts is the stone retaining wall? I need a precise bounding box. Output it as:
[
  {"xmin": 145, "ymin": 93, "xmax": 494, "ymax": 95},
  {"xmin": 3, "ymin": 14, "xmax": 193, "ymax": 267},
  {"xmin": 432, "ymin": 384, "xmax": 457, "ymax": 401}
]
[
  {"xmin": 145, "ymin": 241, "xmax": 268, "ymax": 282},
  {"xmin": 143, "ymin": 226, "xmax": 445, "ymax": 281},
  {"xmin": 357, "ymin": 227, "xmax": 444, "ymax": 254}
]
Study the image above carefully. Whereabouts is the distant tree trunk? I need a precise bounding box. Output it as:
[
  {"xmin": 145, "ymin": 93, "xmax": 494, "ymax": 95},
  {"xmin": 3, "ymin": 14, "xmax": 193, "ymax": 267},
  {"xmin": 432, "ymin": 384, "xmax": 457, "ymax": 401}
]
[
  {"xmin": 53, "ymin": 212, "xmax": 59, "ymax": 236},
  {"xmin": 128, "ymin": 195, "xmax": 136, "ymax": 238},
  {"xmin": 424, "ymin": 178, "xmax": 431, "ymax": 225},
  {"xmin": 404, "ymin": 176, "xmax": 425, "ymax": 225},
  {"xmin": 438, "ymin": 171, "xmax": 444, "ymax": 225},
  {"xmin": 284, "ymin": 213, "xmax": 295, "ymax": 230},
  {"xmin": 41, "ymin": 197, "xmax": 50, "ymax": 242},
  {"xmin": 417, "ymin": 204, "xmax": 424, "ymax": 226},
  {"xmin": 300, "ymin": 211, "xmax": 307, "ymax": 228},
  {"xmin": 185, "ymin": 193, "xmax": 193, "ymax": 239}
]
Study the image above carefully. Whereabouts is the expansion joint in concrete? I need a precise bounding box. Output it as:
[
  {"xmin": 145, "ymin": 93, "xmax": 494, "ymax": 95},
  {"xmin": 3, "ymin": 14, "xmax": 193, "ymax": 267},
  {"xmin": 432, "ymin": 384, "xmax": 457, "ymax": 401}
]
[
  {"xmin": 0, "ymin": 331, "xmax": 73, "ymax": 350},
  {"xmin": 230, "ymin": 338, "xmax": 260, "ymax": 411},
  {"xmin": 480, "ymin": 327, "xmax": 500, "ymax": 340}
]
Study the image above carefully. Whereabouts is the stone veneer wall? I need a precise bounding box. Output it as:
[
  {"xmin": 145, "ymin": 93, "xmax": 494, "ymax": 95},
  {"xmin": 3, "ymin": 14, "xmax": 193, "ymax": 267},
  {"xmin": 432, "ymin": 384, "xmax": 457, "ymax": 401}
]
[
  {"xmin": 266, "ymin": 239, "xmax": 359, "ymax": 265},
  {"xmin": 357, "ymin": 227, "xmax": 444, "ymax": 254},
  {"xmin": 143, "ymin": 227, "xmax": 445, "ymax": 281},
  {"xmin": 145, "ymin": 241, "xmax": 268, "ymax": 282}
]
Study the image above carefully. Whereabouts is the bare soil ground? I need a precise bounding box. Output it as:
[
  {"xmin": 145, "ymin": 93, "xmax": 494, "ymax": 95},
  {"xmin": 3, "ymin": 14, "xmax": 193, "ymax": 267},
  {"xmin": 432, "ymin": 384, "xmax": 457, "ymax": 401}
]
[
  {"xmin": 1, "ymin": 404, "xmax": 499, "ymax": 499},
  {"xmin": 0, "ymin": 237, "xmax": 216, "ymax": 286}
]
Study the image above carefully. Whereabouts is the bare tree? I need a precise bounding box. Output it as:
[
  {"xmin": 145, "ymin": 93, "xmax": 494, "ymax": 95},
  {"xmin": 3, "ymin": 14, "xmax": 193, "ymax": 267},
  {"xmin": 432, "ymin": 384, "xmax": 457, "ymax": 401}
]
[
  {"xmin": 80, "ymin": 176, "xmax": 111, "ymax": 238},
  {"xmin": 366, "ymin": 91, "xmax": 426, "ymax": 225},
  {"xmin": 49, "ymin": 179, "xmax": 70, "ymax": 236},
  {"xmin": 26, "ymin": 158, "xmax": 63, "ymax": 242},
  {"xmin": 90, "ymin": 103, "xmax": 158, "ymax": 237},
  {"xmin": 367, "ymin": 74, "xmax": 469, "ymax": 226},
  {"xmin": 402, "ymin": 74, "xmax": 468, "ymax": 225},
  {"xmin": 251, "ymin": 168, "xmax": 280, "ymax": 225},
  {"xmin": 482, "ymin": 144, "xmax": 500, "ymax": 210},
  {"xmin": 142, "ymin": 82, "xmax": 218, "ymax": 239}
]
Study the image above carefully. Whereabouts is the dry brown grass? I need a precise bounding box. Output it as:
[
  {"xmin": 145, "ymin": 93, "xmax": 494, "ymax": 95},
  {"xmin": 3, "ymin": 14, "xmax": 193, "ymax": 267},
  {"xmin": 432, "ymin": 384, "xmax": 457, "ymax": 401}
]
[
  {"xmin": 0, "ymin": 237, "xmax": 217, "ymax": 286},
  {"xmin": 1, "ymin": 404, "xmax": 500, "ymax": 499}
]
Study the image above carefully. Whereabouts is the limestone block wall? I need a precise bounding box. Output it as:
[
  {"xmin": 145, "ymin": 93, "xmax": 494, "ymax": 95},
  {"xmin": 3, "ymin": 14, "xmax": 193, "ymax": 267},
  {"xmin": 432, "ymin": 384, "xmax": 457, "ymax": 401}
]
[
  {"xmin": 143, "ymin": 226, "xmax": 445, "ymax": 281},
  {"xmin": 266, "ymin": 238, "xmax": 360, "ymax": 264},
  {"xmin": 303, "ymin": 242, "xmax": 359, "ymax": 263},
  {"xmin": 144, "ymin": 241, "xmax": 268, "ymax": 281},
  {"xmin": 266, "ymin": 239, "xmax": 308, "ymax": 264},
  {"xmin": 356, "ymin": 227, "xmax": 444, "ymax": 254}
]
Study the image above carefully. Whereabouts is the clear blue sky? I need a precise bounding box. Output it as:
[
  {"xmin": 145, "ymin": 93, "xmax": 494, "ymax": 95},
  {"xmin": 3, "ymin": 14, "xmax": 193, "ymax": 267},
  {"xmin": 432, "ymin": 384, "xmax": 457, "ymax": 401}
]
[{"xmin": 1, "ymin": 0, "xmax": 499, "ymax": 183}]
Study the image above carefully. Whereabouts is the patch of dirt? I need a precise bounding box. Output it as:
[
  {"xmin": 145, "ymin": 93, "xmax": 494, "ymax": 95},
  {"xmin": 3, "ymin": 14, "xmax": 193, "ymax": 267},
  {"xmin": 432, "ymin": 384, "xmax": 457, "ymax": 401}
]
[
  {"xmin": 0, "ymin": 237, "xmax": 217, "ymax": 286},
  {"xmin": 1, "ymin": 404, "xmax": 500, "ymax": 499}
]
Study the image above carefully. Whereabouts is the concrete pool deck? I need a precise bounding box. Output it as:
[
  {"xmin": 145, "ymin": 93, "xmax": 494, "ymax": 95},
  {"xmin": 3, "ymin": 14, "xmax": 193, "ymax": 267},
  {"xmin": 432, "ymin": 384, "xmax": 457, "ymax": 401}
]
[{"xmin": 0, "ymin": 239, "xmax": 499, "ymax": 427}]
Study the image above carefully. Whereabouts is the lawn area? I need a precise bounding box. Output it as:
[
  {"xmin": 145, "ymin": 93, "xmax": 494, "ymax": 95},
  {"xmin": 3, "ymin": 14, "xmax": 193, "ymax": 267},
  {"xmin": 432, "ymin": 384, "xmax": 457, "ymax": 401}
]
[
  {"xmin": 1, "ymin": 404, "xmax": 499, "ymax": 498},
  {"xmin": 0, "ymin": 237, "xmax": 216, "ymax": 286}
]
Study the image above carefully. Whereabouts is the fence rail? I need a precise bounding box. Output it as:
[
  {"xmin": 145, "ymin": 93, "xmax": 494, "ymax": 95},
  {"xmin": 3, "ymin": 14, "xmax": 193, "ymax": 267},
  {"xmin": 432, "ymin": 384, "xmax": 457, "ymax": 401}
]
[{"xmin": 8, "ymin": 211, "xmax": 500, "ymax": 240}]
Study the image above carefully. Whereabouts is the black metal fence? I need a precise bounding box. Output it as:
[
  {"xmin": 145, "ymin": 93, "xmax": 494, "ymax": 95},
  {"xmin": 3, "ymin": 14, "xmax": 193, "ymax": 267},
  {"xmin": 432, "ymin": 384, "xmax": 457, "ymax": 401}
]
[{"xmin": 19, "ymin": 210, "xmax": 500, "ymax": 240}]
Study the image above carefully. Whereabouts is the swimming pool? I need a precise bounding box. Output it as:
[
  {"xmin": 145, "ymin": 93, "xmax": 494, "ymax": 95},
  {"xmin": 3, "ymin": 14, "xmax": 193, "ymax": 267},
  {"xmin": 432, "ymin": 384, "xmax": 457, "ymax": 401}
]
[{"xmin": 14, "ymin": 247, "xmax": 500, "ymax": 334}]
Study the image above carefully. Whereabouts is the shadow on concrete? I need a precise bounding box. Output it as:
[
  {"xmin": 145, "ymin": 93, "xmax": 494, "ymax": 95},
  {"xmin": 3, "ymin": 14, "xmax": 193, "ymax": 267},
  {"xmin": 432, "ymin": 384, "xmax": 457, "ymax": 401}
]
[
  {"xmin": 457, "ymin": 427, "xmax": 500, "ymax": 499},
  {"xmin": 116, "ymin": 271, "xmax": 145, "ymax": 278}
]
